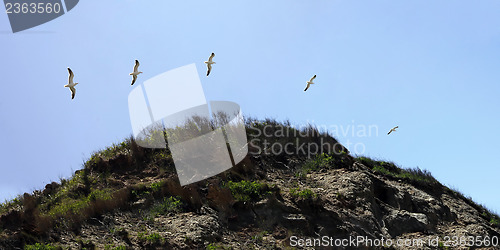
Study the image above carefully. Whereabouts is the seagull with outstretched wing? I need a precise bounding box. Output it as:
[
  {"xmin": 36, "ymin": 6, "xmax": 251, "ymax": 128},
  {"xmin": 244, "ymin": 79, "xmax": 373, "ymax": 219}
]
[
  {"xmin": 64, "ymin": 68, "xmax": 78, "ymax": 99},
  {"xmin": 129, "ymin": 60, "xmax": 143, "ymax": 85},
  {"xmin": 387, "ymin": 126, "xmax": 399, "ymax": 135},
  {"xmin": 304, "ymin": 75, "xmax": 316, "ymax": 91},
  {"xmin": 205, "ymin": 53, "xmax": 216, "ymax": 76}
]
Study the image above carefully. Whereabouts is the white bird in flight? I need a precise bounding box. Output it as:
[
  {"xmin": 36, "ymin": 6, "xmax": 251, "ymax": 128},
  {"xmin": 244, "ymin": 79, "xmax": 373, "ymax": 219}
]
[
  {"xmin": 387, "ymin": 126, "xmax": 399, "ymax": 135},
  {"xmin": 205, "ymin": 53, "xmax": 216, "ymax": 76},
  {"xmin": 304, "ymin": 75, "xmax": 316, "ymax": 91},
  {"xmin": 64, "ymin": 68, "xmax": 78, "ymax": 100},
  {"xmin": 129, "ymin": 60, "xmax": 143, "ymax": 85}
]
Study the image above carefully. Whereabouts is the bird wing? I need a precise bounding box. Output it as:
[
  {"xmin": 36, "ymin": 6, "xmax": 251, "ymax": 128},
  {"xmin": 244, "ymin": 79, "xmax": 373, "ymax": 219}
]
[
  {"xmin": 133, "ymin": 60, "xmax": 140, "ymax": 72},
  {"xmin": 206, "ymin": 64, "xmax": 212, "ymax": 76},
  {"xmin": 70, "ymin": 86, "xmax": 76, "ymax": 99},
  {"xmin": 387, "ymin": 130, "xmax": 392, "ymax": 135},
  {"xmin": 208, "ymin": 53, "xmax": 215, "ymax": 62},
  {"xmin": 309, "ymin": 75, "xmax": 316, "ymax": 82},
  {"xmin": 304, "ymin": 83, "xmax": 311, "ymax": 91},
  {"xmin": 131, "ymin": 75, "xmax": 137, "ymax": 85},
  {"xmin": 68, "ymin": 68, "xmax": 74, "ymax": 84}
]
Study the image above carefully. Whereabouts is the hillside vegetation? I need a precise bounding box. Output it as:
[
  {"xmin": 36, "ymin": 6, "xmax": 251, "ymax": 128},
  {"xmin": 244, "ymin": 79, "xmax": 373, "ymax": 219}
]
[{"xmin": 0, "ymin": 118, "xmax": 499, "ymax": 249}]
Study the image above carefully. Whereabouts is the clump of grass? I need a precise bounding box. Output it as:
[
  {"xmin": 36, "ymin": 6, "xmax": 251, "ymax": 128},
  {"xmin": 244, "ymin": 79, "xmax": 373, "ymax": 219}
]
[
  {"xmin": 398, "ymin": 167, "xmax": 438, "ymax": 183},
  {"xmin": 150, "ymin": 181, "xmax": 164, "ymax": 193},
  {"xmin": 138, "ymin": 232, "xmax": 163, "ymax": 245},
  {"xmin": 206, "ymin": 243, "xmax": 218, "ymax": 250},
  {"xmin": 76, "ymin": 238, "xmax": 95, "ymax": 249},
  {"xmin": 226, "ymin": 180, "xmax": 271, "ymax": 202},
  {"xmin": 296, "ymin": 153, "xmax": 335, "ymax": 178},
  {"xmin": 23, "ymin": 243, "xmax": 57, "ymax": 250},
  {"xmin": 83, "ymin": 139, "xmax": 133, "ymax": 171},
  {"xmin": 0, "ymin": 195, "xmax": 23, "ymax": 215},
  {"xmin": 104, "ymin": 245, "xmax": 127, "ymax": 250},
  {"xmin": 131, "ymin": 184, "xmax": 151, "ymax": 199},
  {"xmin": 46, "ymin": 188, "xmax": 113, "ymax": 218},
  {"xmin": 146, "ymin": 232, "xmax": 162, "ymax": 244},
  {"xmin": 490, "ymin": 217, "xmax": 500, "ymax": 226},
  {"xmin": 356, "ymin": 156, "xmax": 438, "ymax": 184},
  {"xmin": 356, "ymin": 156, "xmax": 379, "ymax": 169},
  {"xmin": 205, "ymin": 243, "xmax": 232, "ymax": 250},
  {"xmin": 290, "ymin": 188, "xmax": 317, "ymax": 200},
  {"xmin": 150, "ymin": 196, "xmax": 183, "ymax": 216},
  {"xmin": 252, "ymin": 230, "xmax": 269, "ymax": 243},
  {"xmin": 449, "ymin": 187, "xmax": 500, "ymax": 228},
  {"xmin": 244, "ymin": 117, "xmax": 348, "ymax": 158},
  {"xmin": 97, "ymin": 140, "xmax": 131, "ymax": 160}
]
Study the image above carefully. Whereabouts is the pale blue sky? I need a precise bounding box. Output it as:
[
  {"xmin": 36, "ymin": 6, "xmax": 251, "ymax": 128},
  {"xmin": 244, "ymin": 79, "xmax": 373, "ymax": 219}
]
[{"xmin": 1, "ymin": 1, "xmax": 499, "ymax": 212}]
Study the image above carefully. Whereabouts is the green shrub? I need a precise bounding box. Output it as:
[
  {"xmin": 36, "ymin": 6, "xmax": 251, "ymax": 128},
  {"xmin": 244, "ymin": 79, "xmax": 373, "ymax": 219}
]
[
  {"xmin": 252, "ymin": 230, "xmax": 269, "ymax": 242},
  {"xmin": 150, "ymin": 196, "xmax": 183, "ymax": 216},
  {"xmin": 491, "ymin": 218, "xmax": 500, "ymax": 226},
  {"xmin": 24, "ymin": 243, "xmax": 56, "ymax": 250},
  {"xmin": 99, "ymin": 141, "xmax": 131, "ymax": 159},
  {"xmin": 0, "ymin": 196, "xmax": 22, "ymax": 215},
  {"xmin": 206, "ymin": 243, "xmax": 230, "ymax": 250},
  {"xmin": 437, "ymin": 241, "xmax": 451, "ymax": 249},
  {"xmin": 87, "ymin": 189, "xmax": 113, "ymax": 201},
  {"xmin": 146, "ymin": 233, "xmax": 162, "ymax": 244},
  {"xmin": 138, "ymin": 232, "xmax": 163, "ymax": 244},
  {"xmin": 296, "ymin": 153, "xmax": 335, "ymax": 178},
  {"xmin": 131, "ymin": 184, "xmax": 151, "ymax": 199},
  {"xmin": 104, "ymin": 245, "xmax": 127, "ymax": 250},
  {"xmin": 356, "ymin": 157, "xmax": 379, "ymax": 168},
  {"xmin": 206, "ymin": 243, "xmax": 218, "ymax": 250},
  {"xmin": 450, "ymin": 187, "xmax": 500, "ymax": 228},
  {"xmin": 226, "ymin": 180, "xmax": 271, "ymax": 202},
  {"xmin": 150, "ymin": 181, "xmax": 163, "ymax": 193},
  {"xmin": 357, "ymin": 156, "xmax": 438, "ymax": 184},
  {"xmin": 290, "ymin": 188, "xmax": 317, "ymax": 199},
  {"xmin": 372, "ymin": 165, "xmax": 391, "ymax": 175},
  {"xmin": 137, "ymin": 231, "xmax": 146, "ymax": 241},
  {"xmin": 46, "ymin": 188, "xmax": 113, "ymax": 217}
]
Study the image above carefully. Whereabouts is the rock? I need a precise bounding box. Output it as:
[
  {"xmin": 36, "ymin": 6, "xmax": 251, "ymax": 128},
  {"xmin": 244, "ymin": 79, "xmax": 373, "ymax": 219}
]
[
  {"xmin": 384, "ymin": 210, "xmax": 429, "ymax": 237},
  {"xmin": 183, "ymin": 214, "xmax": 222, "ymax": 243},
  {"xmin": 43, "ymin": 182, "xmax": 60, "ymax": 196}
]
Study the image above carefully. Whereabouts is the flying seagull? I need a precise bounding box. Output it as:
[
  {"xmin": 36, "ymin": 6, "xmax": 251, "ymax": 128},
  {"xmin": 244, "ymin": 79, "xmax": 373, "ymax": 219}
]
[
  {"xmin": 205, "ymin": 53, "xmax": 216, "ymax": 76},
  {"xmin": 129, "ymin": 60, "xmax": 143, "ymax": 85},
  {"xmin": 387, "ymin": 126, "xmax": 399, "ymax": 135},
  {"xmin": 64, "ymin": 68, "xmax": 78, "ymax": 99},
  {"xmin": 304, "ymin": 75, "xmax": 316, "ymax": 91}
]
